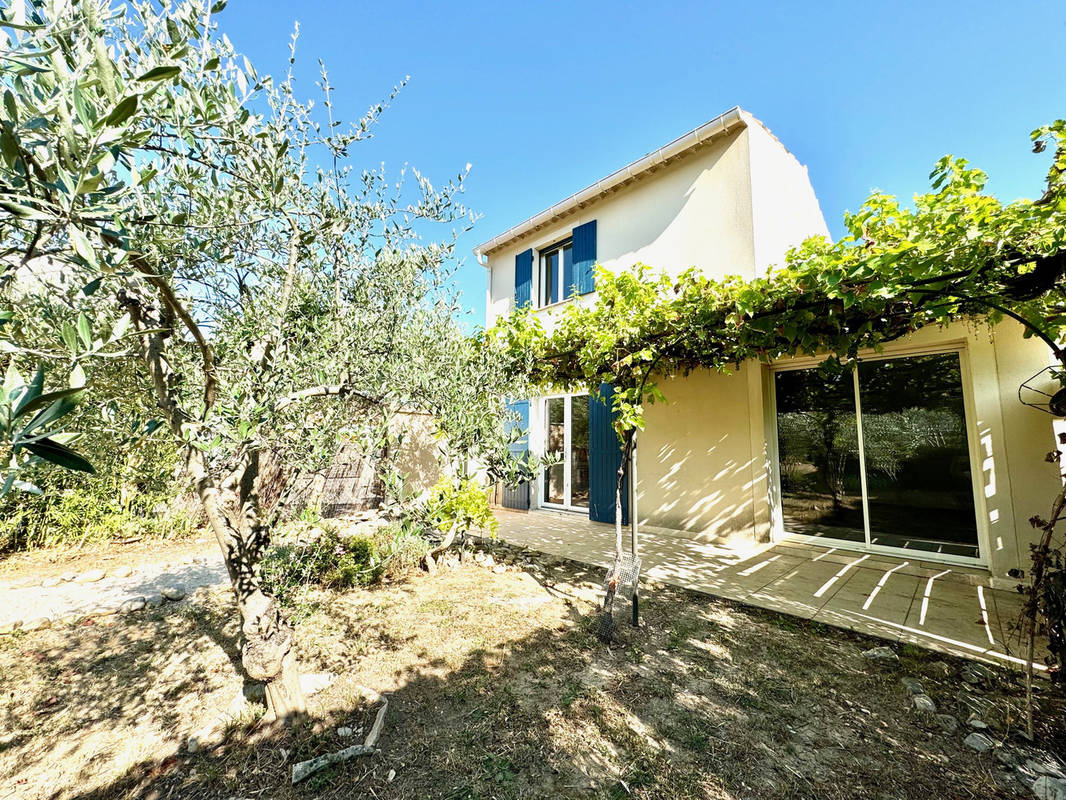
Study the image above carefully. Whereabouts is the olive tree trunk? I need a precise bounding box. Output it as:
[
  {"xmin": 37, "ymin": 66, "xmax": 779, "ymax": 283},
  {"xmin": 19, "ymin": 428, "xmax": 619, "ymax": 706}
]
[
  {"xmin": 193, "ymin": 449, "xmax": 306, "ymax": 720},
  {"xmin": 124, "ymin": 288, "xmax": 306, "ymax": 720}
]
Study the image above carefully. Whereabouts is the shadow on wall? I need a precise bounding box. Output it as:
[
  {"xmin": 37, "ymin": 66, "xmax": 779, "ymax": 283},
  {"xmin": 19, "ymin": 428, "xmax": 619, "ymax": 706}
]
[
  {"xmin": 639, "ymin": 368, "xmax": 760, "ymax": 540},
  {"xmin": 388, "ymin": 411, "xmax": 445, "ymax": 502},
  {"xmin": 648, "ymin": 443, "xmax": 757, "ymax": 539}
]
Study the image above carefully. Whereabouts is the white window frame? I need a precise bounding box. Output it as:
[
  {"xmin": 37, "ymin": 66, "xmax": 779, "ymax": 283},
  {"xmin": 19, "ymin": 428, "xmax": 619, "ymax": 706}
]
[
  {"xmin": 538, "ymin": 392, "xmax": 589, "ymax": 512},
  {"xmin": 537, "ymin": 238, "xmax": 572, "ymax": 309},
  {"xmin": 767, "ymin": 343, "xmax": 989, "ymax": 567}
]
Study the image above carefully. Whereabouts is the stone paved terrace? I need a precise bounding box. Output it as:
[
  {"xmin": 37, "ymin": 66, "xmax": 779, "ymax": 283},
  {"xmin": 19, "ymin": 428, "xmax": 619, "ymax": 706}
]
[{"xmin": 493, "ymin": 509, "xmax": 1044, "ymax": 672}]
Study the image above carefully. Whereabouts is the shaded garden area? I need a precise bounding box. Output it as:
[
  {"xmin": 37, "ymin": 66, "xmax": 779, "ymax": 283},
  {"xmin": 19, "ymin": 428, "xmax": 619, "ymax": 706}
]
[{"xmin": 3, "ymin": 543, "xmax": 1064, "ymax": 800}]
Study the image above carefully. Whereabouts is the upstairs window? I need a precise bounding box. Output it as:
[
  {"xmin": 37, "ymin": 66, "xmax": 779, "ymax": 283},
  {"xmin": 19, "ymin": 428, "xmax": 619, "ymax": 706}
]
[{"xmin": 538, "ymin": 239, "xmax": 572, "ymax": 307}]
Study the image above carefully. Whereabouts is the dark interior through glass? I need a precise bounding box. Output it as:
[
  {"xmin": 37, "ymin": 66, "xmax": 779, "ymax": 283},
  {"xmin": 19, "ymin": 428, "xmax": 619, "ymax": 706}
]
[
  {"xmin": 774, "ymin": 353, "xmax": 980, "ymax": 558},
  {"xmin": 857, "ymin": 354, "xmax": 979, "ymax": 557},
  {"xmin": 775, "ymin": 365, "xmax": 865, "ymax": 543}
]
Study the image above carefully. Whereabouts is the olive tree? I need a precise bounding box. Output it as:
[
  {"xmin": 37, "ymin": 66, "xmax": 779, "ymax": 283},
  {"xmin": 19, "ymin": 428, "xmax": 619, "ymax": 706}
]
[{"xmin": 1, "ymin": 0, "xmax": 500, "ymax": 718}]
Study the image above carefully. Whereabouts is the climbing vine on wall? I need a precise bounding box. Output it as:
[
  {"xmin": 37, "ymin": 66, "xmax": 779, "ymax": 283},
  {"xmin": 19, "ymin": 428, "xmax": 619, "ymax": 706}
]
[{"xmin": 491, "ymin": 121, "xmax": 1066, "ymax": 676}]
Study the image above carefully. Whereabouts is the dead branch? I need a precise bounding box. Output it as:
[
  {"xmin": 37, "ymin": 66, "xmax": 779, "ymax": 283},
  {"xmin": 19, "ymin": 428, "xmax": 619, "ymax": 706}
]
[{"xmin": 291, "ymin": 689, "xmax": 389, "ymax": 785}]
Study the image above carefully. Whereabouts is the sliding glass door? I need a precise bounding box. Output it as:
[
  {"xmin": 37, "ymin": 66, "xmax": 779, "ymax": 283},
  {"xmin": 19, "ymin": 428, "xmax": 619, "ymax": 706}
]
[
  {"xmin": 543, "ymin": 395, "xmax": 590, "ymax": 510},
  {"xmin": 774, "ymin": 351, "xmax": 980, "ymax": 560}
]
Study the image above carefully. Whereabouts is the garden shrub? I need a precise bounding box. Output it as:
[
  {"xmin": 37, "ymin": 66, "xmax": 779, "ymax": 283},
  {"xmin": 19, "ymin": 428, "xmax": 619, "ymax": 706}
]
[
  {"xmin": 0, "ymin": 477, "xmax": 197, "ymax": 552},
  {"xmin": 261, "ymin": 519, "xmax": 430, "ymax": 618},
  {"xmin": 425, "ymin": 476, "xmax": 498, "ymax": 538}
]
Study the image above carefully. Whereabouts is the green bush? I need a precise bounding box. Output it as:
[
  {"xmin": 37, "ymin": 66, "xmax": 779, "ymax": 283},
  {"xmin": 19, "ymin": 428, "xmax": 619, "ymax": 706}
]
[
  {"xmin": 426, "ymin": 476, "xmax": 498, "ymax": 538},
  {"xmin": 261, "ymin": 520, "xmax": 430, "ymax": 618},
  {"xmin": 0, "ymin": 413, "xmax": 195, "ymax": 552},
  {"xmin": 0, "ymin": 480, "xmax": 197, "ymax": 552}
]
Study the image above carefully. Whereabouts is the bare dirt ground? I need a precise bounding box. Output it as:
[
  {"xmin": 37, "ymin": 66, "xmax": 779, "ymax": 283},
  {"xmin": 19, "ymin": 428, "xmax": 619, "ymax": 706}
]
[{"xmin": 1, "ymin": 545, "xmax": 1064, "ymax": 800}]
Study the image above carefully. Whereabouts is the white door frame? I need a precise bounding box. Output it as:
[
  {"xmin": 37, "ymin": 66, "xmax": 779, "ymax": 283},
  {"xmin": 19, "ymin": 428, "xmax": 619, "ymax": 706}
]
[
  {"xmin": 539, "ymin": 393, "xmax": 589, "ymax": 513},
  {"xmin": 767, "ymin": 343, "xmax": 989, "ymax": 568}
]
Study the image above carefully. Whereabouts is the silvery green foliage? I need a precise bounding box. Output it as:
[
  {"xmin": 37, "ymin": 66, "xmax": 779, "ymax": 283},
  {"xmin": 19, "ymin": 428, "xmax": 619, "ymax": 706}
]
[{"xmin": 0, "ymin": 0, "xmax": 517, "ymax": 489}]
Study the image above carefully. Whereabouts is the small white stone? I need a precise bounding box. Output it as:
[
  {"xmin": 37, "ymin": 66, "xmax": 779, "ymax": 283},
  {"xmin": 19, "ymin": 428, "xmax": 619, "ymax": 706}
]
[
  {"xmin": 119, "ymin": 597, "xmax": 147, "ymax": 614},
  {"xmin": 187, "ymin": 736, "xmax": 199, "ymax": 754},
  {"xmin": 161, "ymin": 586, "xmax": 186, "ymax": 601},
  {"xmin": 912, "ymin": 694, "xmax": 936, "ymax": 713},
  {"xmin": 21, "ymin": 617, "xmax": 51, "ymax": 632},
  {"xmin": 336, "ymin": 726, "xmax": 353, "ymax": 738},
  {"xmin": 964, "ymin": 732, "xmax": 995, "ymax": 753},
  {"xmin": 1032, "ymin": 776, "xmax": 1066, "ymax": 800},
  {"xmin": 967, "ymin": 713, "xmax": 988, "ymax": 729},
  {"xmin": 493, "ymin": 564, "xmax": 507, "ymax": 574},
  {"xmin": 862, "ymin": 646, "xmax": 899, "ymax": 665},
  {"xmin": 41, "ymin": 577, "xmax": 61, "ymax": 588},
  {"xmin": 75, "ymin": 569, "xmax": 105, "ymax": 583},
  {"xmin": 145, "ymin": 594, "xmax": 164, "ymax": 608},
  {"xmin": 61, "ymin": 572, "xmax": 77, "ymax": 582},
  {"xmin": 112, "ymin": 565, "xmax": 133, "ymax": 579},
  {"xmin": 387, "ymin": 769, "xmax": 396, "ymax": 783}
]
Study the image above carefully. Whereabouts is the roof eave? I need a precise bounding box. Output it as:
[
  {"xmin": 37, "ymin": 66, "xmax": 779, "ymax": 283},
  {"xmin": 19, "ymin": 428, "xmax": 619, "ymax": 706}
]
[{"xmin": 474, "ymin": 106, "xmax": 749, "ymax": 263}]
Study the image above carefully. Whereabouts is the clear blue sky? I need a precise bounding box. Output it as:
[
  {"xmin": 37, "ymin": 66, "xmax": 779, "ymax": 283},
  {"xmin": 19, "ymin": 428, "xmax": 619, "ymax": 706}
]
[{"xmin": 216, "ymin": 1, "xmax": 1066, "ymax": 329}]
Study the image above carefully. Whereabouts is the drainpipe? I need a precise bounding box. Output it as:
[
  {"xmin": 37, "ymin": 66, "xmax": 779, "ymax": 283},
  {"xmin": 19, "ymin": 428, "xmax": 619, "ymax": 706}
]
[
  {"xmin": 630, "ymin": 434, "xmax": 639, "ymax": 626},
  {"xmin": 476, "ymin": 249, "xmax": 491, "ymax": 326}
]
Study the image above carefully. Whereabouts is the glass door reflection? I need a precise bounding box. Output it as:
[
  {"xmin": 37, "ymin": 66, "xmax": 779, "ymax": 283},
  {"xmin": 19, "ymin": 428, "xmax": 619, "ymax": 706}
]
[
  {"xmin": 774, "ymin": 366, "xmax": 865, "ymax": 544},
  {"xmin": 542, "ymin": 394, "xmax": 589, "ymax": 510},
  {"xmin": 773, "ymin": 351, "xmax": 981, "ymax": 560}
]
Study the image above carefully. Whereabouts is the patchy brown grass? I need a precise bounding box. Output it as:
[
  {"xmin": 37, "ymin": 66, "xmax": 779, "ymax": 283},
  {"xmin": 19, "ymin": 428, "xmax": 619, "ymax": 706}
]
[{"xmin": 1, "ymin": 546, "xmax": 1063, "ymax": 800}]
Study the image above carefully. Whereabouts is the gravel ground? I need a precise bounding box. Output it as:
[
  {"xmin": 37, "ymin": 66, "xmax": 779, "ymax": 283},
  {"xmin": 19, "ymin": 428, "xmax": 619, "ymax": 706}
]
[{"xmin": 0, "ymin": 553, "xmax": 227, "ymax": 629}]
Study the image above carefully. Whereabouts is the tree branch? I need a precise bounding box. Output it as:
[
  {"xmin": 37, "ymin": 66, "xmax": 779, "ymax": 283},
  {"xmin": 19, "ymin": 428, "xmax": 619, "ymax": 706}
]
[
  {"xmin": 131, "ymin": 253, "xmax": 218, "ymax": 415},
  {"xmin": 273, "ymin": 383, "xmax": 380, "ymax": 414}
]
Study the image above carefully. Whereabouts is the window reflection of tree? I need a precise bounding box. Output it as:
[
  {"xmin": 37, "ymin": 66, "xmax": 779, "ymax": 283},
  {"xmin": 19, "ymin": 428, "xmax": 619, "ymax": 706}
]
[
  {"xmin": 775, "ymin": 353, "xmax": 977, "ymax": 547},
  {"xmin": 775, "ymin": 364, "xmax": 857, "ymax": 513}
]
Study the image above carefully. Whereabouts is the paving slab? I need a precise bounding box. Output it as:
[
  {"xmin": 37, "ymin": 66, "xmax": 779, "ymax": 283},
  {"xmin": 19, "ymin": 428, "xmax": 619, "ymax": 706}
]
[{"xmin": 494, "ymin": 509, "xmax": 1047, "ymax": 671}]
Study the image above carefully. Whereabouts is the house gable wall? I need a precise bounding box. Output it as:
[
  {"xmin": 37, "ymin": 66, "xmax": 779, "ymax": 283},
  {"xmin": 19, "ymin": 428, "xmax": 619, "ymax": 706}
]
[{"xmin": 485, "ymin": 126, "xmax": 760, "ymax": 330}]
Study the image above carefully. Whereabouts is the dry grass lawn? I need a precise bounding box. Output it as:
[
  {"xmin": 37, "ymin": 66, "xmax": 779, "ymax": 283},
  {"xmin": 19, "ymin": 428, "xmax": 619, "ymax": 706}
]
[{"xmin": 1, "ymin": 544, "xmax": 1063, "ymax": 799}]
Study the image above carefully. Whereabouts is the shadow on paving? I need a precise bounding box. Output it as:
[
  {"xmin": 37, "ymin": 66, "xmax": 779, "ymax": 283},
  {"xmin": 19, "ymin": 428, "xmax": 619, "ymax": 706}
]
[{"xmin": 11, "ymin": 555, "xmax": 1065, "ymax": 800}]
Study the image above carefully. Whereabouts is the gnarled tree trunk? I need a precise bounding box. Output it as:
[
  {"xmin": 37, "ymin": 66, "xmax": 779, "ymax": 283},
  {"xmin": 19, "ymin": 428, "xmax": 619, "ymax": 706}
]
[
  {"xmin": 197, "ymin": 450, "xmax": 306, "ymax": 721},
  {"xmin": 123, "ymin": 286, "xmax": 307, "ymax": 721}
]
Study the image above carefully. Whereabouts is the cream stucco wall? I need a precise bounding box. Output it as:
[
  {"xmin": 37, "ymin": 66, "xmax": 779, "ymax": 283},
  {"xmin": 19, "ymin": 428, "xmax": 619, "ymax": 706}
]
[
  {"xmin": 485, "ymin": 125, "xmax": 759, "ymax": 331},
  {"xmin": 480, "ymin": 112, "xmax": 1060, "ymax": 580},
  {"xmin": 483, "ymin": 116, "xmax": 830, "ymax": 331},
  {"xmin": 636, "ymin": 365, "xmax": 762, "ymax": 539},
  {"xmin": 746, "ymin": 117, "xmax": 831, "ymax": 276}
]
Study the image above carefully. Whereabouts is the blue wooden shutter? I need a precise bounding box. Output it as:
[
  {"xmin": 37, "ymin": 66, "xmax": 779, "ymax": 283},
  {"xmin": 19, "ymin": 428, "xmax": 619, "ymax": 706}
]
[
  {"xmin": 514, "ymin": 249, "xmax": 533, "ymax": 308},
  {"xmin": 572, "ymin": 220, "xmax": 597, "ymax": 295},
  {"xmin": 502, "ymin": 399, "xmax": 530, "ymax": 510},
  {"xmin": 588, "ymin": 384, "xmax": 628, "ymax": 524}
]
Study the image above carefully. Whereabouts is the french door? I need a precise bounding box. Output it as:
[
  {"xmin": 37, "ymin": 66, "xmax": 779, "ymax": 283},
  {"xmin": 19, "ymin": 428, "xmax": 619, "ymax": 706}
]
[
  {"xmin": 542, "ymin": 394, "xmax": 590, "ymax": 510},
  {"xmin": 772, "ymin": 350, "xmax": 983, "ymax": 562}
]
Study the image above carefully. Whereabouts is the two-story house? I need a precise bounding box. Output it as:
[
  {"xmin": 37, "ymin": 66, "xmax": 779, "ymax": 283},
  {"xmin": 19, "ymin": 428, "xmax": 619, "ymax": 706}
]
[{"xmin": 475, "ymin": 107, "xmax": 1061, "ymax": 585}]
